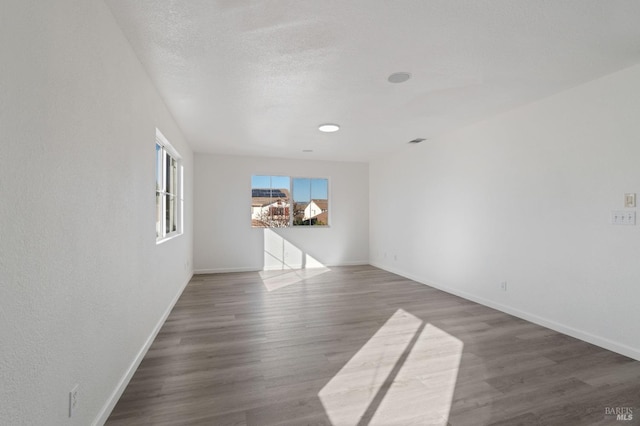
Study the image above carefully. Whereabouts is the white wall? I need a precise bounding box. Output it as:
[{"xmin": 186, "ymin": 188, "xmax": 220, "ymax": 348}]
[
  {"xmin": 194, "ymin": 154, "xmax": 369, "ymax": 272},
  {"xmin": 370, "ymin": 64, "xmax": 640, "ymax": 360},
  {"xmin": 0, "ymin": 1, "xmax": 193, "ymax": 425}
]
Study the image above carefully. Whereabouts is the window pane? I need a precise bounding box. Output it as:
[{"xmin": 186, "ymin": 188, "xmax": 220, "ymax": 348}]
[
  {"xmin": 169, "ymin": 156, "xmax": 177, "ymax": 195},
  {"xmin": 251, "ymin": 175, "xmax": 290, "ymax": 228},
  {"xmin": 156, "ymin": 144, "xmax": 162, "ymax": 193},
  {"xmin": 156, "ymin": 191, "xmax": 162, "ymax": 237},
  {"xmin": 293, "ymin": 178, "xmax": 311, "ymax": 201},
  {"xmin": 293, "ymin": 178, "xmax": 328, "ymax": 226},
  {"xmin": 310, "ymin": 178, "xmax": 328, "ymax": 226},
  {"xmin": 170, "ymin": 194, "xmax": 177, "ymax": 233},
  {"xmin": 292, "ymin": 178, "xmax": 310, "ymax": 226},
  {"xmin": 165, "ymin": 154, "xmax": 176, "ymax": 196},
  {"xmin": 165, "ymin": 194, "xmax": 176, "ymax": 234}
]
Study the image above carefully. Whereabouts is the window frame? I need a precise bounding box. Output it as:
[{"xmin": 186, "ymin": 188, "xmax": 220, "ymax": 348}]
[
  {"xmin": 250, "ymin": 175, "xmax": 292, "ymax": 228},
  {"xmin": 291, "ymin": 176, "xmax": 330, "ymax": 228},
  {"xmin": 250, "ymin": 175, "xmax": 330, "ymax": 228},
  {"xmin": 156, "ymin": 129, "xmax": 183, "ymax": 243}
]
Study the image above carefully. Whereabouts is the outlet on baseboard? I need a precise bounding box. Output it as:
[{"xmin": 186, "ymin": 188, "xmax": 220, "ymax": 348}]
[{"xmin": 500, "ymin": 281, "xmax": 508, "ymax": 291}]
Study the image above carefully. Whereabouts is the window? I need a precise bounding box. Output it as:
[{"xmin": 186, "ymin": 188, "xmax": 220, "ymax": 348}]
[
  {"xmin": 251, "ymin": 175, "xmax": 328, "ymax": 228},
  {"xmin": 251, "ymin": 175, "xmax": 291, "ymax": 228},
  {"xmin": 292, "ymin": 178, "xmax": 329, "ymax": 227},
  {"xmin": 156, "ymin": 129, "xmax": 182, "ymax": 241}
]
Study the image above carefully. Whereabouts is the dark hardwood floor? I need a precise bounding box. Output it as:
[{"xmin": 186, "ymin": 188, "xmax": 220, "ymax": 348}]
[{"xmin": 106, "ymin": 265, "xmax": 640, "ymax": 425}]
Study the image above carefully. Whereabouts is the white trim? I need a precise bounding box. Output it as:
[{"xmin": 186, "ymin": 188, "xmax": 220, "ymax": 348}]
[
  {"xmin": 370, "ymin": 261, "xmax": 640, "ymax": 361},
  {"xmin": 155, "ymin": 128, "xmax": 181, "ymax": 160},
  {"xmin": 194, "ymin": 261, "xmax": 369, "ymax": 275},
  {"xmin": 156, "ymin": 129, "xmax": 183, "ymax": 243},
  {"xmin": 155, "ymin": 232, "xmax": 181, "ymax": 245},
  {"xmin": 92, "ymin": 273, "xmax": 192, "ymax": 426},
  {"xmin": 194, "ymin": 266, "xmax": 261, "ymax": 274},
  {"xmin": 326, "ymin": 260, "xmax": 369, "ymax": 266}
]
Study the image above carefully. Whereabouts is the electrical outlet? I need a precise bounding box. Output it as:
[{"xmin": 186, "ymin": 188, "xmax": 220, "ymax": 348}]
[
  {"xmin": 69, "ymin": 384, "xmax": 78, "ymax": 418},
  {"xmin": 611, "ymin": 210, "xmax": 636, "ymax": 225},
  {"xmin": 500, "ymin": 281, "xmax": 507, "ymax": 291}
]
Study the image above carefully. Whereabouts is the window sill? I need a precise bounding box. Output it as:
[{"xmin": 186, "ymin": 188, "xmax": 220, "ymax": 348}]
[{"xmin": 156, "ymin": 232, "xmax": 182, "ymax": 245}]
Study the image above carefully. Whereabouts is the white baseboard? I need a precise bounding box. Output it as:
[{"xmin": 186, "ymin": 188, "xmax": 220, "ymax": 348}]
[
  {"xmin": 93, "ymin": 273, "xmax": 193, "ymax": 426},
  {"xmin": 327, "ymin": 260, "xmax": 369, "ymax": 266},
  {"xmin": 195, "ymin": 261, "xmax": 369, "ymax": 275},
  {"xmin": 370, "ymin": 261, "xmax": 640, "ymax": 361},
  {"xmin": 194, "ymin": 266, "xmax": 260, "ymax": 274}
]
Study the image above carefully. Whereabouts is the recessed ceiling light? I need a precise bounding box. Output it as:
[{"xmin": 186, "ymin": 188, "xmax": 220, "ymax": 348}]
[
  {"xmin": 318, "ymin": 123, "xmax": 340, "ymax": 133},
  {"xmin": 388, "ymin": 72, "xmax": 411, "ymax": 83}
]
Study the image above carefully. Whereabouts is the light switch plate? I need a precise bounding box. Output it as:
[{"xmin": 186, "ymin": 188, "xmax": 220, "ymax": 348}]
[{"xmin": 624, "ymin": 193, "xmax": 636, "ymax": 208}]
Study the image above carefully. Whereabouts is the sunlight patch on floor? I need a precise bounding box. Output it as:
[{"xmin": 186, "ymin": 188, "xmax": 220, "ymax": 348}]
[
  {"xmin": 261, "ymin": 229, "xmax": 329, "ymax": 291},
  {"xmin": 318, "ymin": 309, "xmax": 463, "ymax": 425},
  {"xmin": 259, "ymin": 267, "xmax": 330, "ymax": 292}
]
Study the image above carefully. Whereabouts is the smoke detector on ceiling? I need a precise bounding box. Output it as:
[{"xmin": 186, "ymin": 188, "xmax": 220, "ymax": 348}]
[
  {"xmin": 408, "ymin": 138, "xmax": 426, "ymax": 144},
  {"xmin": 388, "ymin": 72, "xmax": 411, "ymax": 83}
]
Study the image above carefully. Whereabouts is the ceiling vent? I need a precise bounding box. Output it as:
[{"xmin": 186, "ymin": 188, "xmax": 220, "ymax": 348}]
[{"xmin": 408, "ymin": 138, "xmax": 426, "ymax": 144}]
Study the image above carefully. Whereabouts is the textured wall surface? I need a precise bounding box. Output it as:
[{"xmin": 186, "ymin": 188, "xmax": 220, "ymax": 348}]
[
  {"xmin": 370, "ymin": 65, "xmax": 640, "ymax": 360},
  {"xmin": 194, "ymin": 154, "xmax": 369, "ymax": 272},
  {"xmin": 0, "ymin": 1, "xmax": 193, "ymax": 424}
]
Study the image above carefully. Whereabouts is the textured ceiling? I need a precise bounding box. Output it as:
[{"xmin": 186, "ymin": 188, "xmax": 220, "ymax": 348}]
[{"xmin": 105, "ymin": 0, "xmax": 640, "ymax": 162}]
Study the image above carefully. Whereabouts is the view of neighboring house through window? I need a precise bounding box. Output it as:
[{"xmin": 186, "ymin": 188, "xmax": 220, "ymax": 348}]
[
  {"xmin": 251, "ymin": 175, "xmax": 291, "ymax": 228},
  {"xmin": 156, "ymin": 129, "xmax": 182, "ymax": 241},
  {"xmin": 292, "ymin": 178, "xmax": 329, "ymax": 226},
  {"xmin": 251, "ymin": 175, "xmax": 329, "ymax": 228}
]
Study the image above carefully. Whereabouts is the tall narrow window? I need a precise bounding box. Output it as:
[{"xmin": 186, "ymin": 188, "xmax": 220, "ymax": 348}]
[{"xmin": 156, "ymin": 129, "xmax": 182, "ymax": 241}]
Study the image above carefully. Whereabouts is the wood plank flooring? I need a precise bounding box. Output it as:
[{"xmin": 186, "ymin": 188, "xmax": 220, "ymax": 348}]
[{"xmin": 106, "ymin": 266, "xmax": 640, "ymax": 425}]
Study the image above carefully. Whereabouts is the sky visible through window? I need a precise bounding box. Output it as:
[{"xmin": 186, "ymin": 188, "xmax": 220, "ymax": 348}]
[
  {"xmin": 251, "ymin": 175, "xmax": 327, "ymax": 201},
  {"xmin": 155, "ymin": 143, "xmax": 162, "ymax": 189}
]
